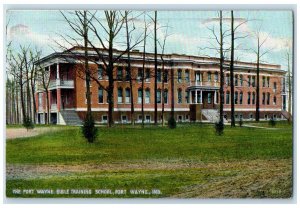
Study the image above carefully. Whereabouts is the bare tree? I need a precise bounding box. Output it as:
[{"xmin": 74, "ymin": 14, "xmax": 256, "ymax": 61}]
[
  {"xmin": 250, "ymin": 24, "xmax": 272, "ymax": 122},
  {"xmin": 87, "ymin": 10, "xmax": 144, "ymax": 127}
]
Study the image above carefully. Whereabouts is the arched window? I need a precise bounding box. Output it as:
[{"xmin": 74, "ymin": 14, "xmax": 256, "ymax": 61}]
[
  {"xmin": 262, "ymin": 92, "xmax": 266, "ymax": 105},
  {"xmin": 252, "ymin": 92, "xmax": 255, "ymax": 105},
  {"xmin": 235, "ymin": 74, "xmax": 238, "ymax": 86},
  {"xmin": 267, "ymin": 92, "xmax": 270, "ymax": 105},
  {"xmin": 178, "ymin": 69, "xmax": 182, "ymax": 83},
  {"xmin": 207, "ymin": 72, "xmax": 211, "ymax": 82},
  {"xmin": 164, "ymin": 89, "xmax": 168, "ymax": 104},
  {"xmin": 247, "ymin": 92, "xmax": 251, "ymax": 105},
  {"xmin": 185, "ymin": 70, "xmax": 190, "ymax": 83},
  {"xmin": 117, "ymin": 67, "xmax": 123, "ymax": 80},
  {"xmin": 273, "ymin": 96, "xmax": 277, "ymax": 105},
  {"xmin": 157, "ymin": 89, "xmax": 162, "ymax": 104},
  {"xmin": 178, "ymin": 89, "xmax": 182, "ymax": 104},
  {"xmin": 214, "ymin": 72, "xmax": 218, "ymax": 82},
  {"xmin": 145, "ymin": 88, "xmax": 150, "ymax": 104},
  {"xmin": 125, "ymin": 88, "xmax": 130, "ymax": 103},
  {"xmin": 118, "ymin": 87, "xmax": 123, "ymax": 103},
  {"xmin": 226, "ymin": 91, "xmax": 230, "ymax": 104},
  {"xmin": 185, "ymin": 90, "xmax": 190, "ymax": 103},
  {"xmin": 138, "ymin": 88, "xmax": 142, "ymax": 104},
  {"xmin": 157, "ymin": 69, "xmax": 162, "ymax": 82},
  {"xmin": 262, "ymin": 76, "xmax": 266, "ymax": 87},
  {"xmin": 239, "ymin": 92, "xmax": 243, "ymax": 104},
  {"xmin": 98, "ymin": 87, "xmax": 104, "ymax": 103},
  {"xmin": 234, "ymin": 91, "xmax": 238, "ymax": 104},
  {"xmin": 248, "ymin": 76, "xmax": 251, "ymax": 87},
  {"xmin": 240, "ymin": 75, "xmax": 243, "ymax": 86},
  {"xmin": 164, "ymin": 70, "xmax": 168, "ymax": 83}
]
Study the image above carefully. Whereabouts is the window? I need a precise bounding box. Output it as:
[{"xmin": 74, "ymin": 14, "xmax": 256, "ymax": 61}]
[
  {"xmin": 252, "ymin": 76, "xmax": 256, "ymax": 87},
  {"xmin": 125, "ymin": 68, "xmax": 130, "ymax": 81},
  {"xmin": 247, "ymin": 92, "xmax": 251, "ymax": 105},
  {"xmin": 178, "ymin": 89, "xmax": 182, "ymax": 104},
  {"xmin": 262, "ymin": 76, "xmax": 266, "ymax": 87},
  {"xmin": 185, "ymin": 90, "xmax": 190, "ymax": 103},
  {"xmin": 98, "ymin": 65, "xmax": 103, "ymax": 80},
  {"xmin": 214, "ymin": 72, "xmax": 218, "ymax": 82},
  {"xmin": 125, "ymin": 88, "xmax": 130, "ymax": 103},
  {"xmin": 138, "ymin": 88, "xmax": 142, "ymax": 104},
  {"xmin": 235, "ymin": 74, "xmax": 238, "ymax": 86},
  {"xmin": 98, "ymin": 87, "xmax": 104, "ymax": 103},
  {"xmin": 138, "ymin": 115, "xmax": 143, "ymax": 122},
  {"xmin": 145, "ymin": 69, "xmax": 150, "ymax": 82},
  {"xmin": 117, "ymin": 67, "xmax": 123, "ymax": 80},
  {"xmin": 264, "ymin": 114, "xmax": 268, "ymax": 120},
  {"xmin": 137, "ymin": 68, "xmax": 142, "ymax": 82},
  {"xmin": 262, "ymin": 92, "xmax": 265, "ymax": 105},
  {"xmin": 273, "ymin": 96, "xmax": 277, "ymax": 105},
  {"xmin": 38, "ymin": 93, "xmax": 43, "ymax": 108},
  {"xmin": 216, "ymin": 92, "xmax": 219, "ymax": 103},
  {"xmin": 240, "ymin": 75, "xmax": 243, "ymax": 86},
  {"xmin": 248, "ymin": 76, "xmax": 251, "ymax": 87},
  {"xmin": 239, "ymin": 92, "xmax": 243, "ymax": 104},
  {"xmin": 163, "ymin": 89, "xmax": 168, "ymax": 104},
  {"xmin": 208, "ymin": 92, "xmax": 212, "ymax": 104},
  {"xmin": 197, "ymin": 91, "xmax": 201, "ymax": 104},
  {"xmin": 226, "ymin": 91, "xmax": 230, "ymax": 104},
  {"xmin": 249, "ymin": 114, "xmax": 253, "ymax": 119},
  {"xmin": 252, "ymin": 92, "xmax": 255, "ymax": 105},
  {"xmin": 185, "ymin": 70, "xmax": 190, "ymax": 83},
  {"xmin": 146, "ymin": 115, "xmax": 151, "ymax": 123},
  {"xmin": 273, "ymin": 82, "xmax": 277, "ymax": 91},
  {"xmin": 157, "ymin": 89, "xmax": 162, "ymax": 104},
  {"xmin": 118, "ymin": 88, "xmax": 123, "ymax": 103},
  {"xmin": 163, "ymin": 70, "xmax": 168, "ymax": 83},
  {"xmin": 102, "ymin": 115, "xmax": 108, "ymax": 123},
  {"xmin": 122, "ymin": 115, "xmax": 127, "ymax": 123},
  {"xmin": 178, "ymin": 115, "xmax": 183, "ymax": 122},
  {"xmin": 195, "ymin": 72, "xmax": 201, "ymax": 83},
  {"xmin": 226, "ymin": 74, "xmax": 230, "ymax": 85},
  {"xmin": 157, "ymin": 69, "xmax": 162, "ymax": 82},
  {"xmin": 267, "ymin": 77, "xmax": 270, "ymax": 87},
  {"xmin": 234, "ymin": 91, "xmax": 238, "ymax": 104},
  {"xmin": 178, "ymin": 70, "xmax": 182, "ymax": 83},
  {"xmin": 145, "ymin": 88, "xmax": 150, "ymax": 104},
  {"xmin": 208, "ymin": 72, "xmax": 211, "ymax": 82},
  {"xmin": 267, "ymin": 92, "xmax": 270, "ymax": 105}
]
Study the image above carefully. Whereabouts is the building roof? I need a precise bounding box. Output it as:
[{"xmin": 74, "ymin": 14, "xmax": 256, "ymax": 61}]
[{"xmin": 35, "ymin": 46, "xmax": 285, "ymax": 74}]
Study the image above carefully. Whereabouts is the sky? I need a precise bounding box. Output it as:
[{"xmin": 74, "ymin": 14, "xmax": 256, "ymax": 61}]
[{"xmin": 6, "ymin": 10, "xmax": 293, "ymax": 71}]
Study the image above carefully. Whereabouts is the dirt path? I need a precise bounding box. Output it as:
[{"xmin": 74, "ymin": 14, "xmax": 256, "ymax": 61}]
[{"xmin": 6, "ymin": 127, "xmax": 60, "ymax": 139}]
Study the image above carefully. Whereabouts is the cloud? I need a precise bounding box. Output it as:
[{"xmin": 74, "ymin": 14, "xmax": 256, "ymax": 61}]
[{"xmin": 8, "ymin": 24, "xmax": 52, "ymax": 47}]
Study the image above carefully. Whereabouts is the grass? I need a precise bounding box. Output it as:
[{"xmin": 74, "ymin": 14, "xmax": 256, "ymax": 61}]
[{"xmin": 6, "ymin": 123, "xmax": 293, "ymax": 198}]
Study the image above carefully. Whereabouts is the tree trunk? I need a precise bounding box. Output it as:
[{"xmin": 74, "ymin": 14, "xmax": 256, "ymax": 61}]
[
  {"xmin": 230, "ymin": 10, "xmax": 235, "ymax": 127},
  {"xmin": 255, "ymin": 38, "xmax": 260, "ymax": 122},
  {"xmin": 45, "ymin": 90, "xmax": 50, "ymax": 124},
  {"xmin": 287, "ymin": 53, "xmax": 292, "ymax": 115},
  {"xmin": 141, "ymin": 22, "xmax": 147, "ymax": 128},
  {"xmin": 219, "ymin": 11, "xmax": 224, "ymax": 125},
  {"xmin": 125, "ymin": 12, "xmax": 135, "ymax": 125},
  {"xmin": 154, "ymin": 11, "xmax": 158, "ymax": 124}
]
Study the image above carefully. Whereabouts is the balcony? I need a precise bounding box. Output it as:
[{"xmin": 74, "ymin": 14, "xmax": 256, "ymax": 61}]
[
  {"xmin": 189, "ymin": 81, "xmax": 220, "ymax": 89},
  {"xmin": 49, "ymin": 79, "xmax": 74, "ymax": 89}
]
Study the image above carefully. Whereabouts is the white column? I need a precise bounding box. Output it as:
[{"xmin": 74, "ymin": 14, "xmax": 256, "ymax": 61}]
[
  {"xmin": 195, "ymin": 90, "xmax": 198, "ymax": 104},
  {"xmin": 214, "ymin": 91, "xmax": 217, "ymax": 104},
  {"xmin": 189, "ymin": 91, "xmax": 192, "ymax": 104},
  {"xmin": 200, "ymin": 90, "xmax": 203, "ymax": 104},
  {"xmin": 56, "ymin": 63, "xmax": 60, "ymax": 79}
]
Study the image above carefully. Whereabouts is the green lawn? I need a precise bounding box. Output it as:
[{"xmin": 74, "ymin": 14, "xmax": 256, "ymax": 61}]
[{"xmin": 6, "ymin": 123, "xmax": 293, "ymax": 198}]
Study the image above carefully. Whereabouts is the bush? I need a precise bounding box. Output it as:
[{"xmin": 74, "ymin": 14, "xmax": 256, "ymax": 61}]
[
  {"xmin": 269, "ymin": 117, "xmax": 276, "ymax": 127},
  {"xmin": 168, "ymin": 116, "xmax": 177, "ymax": 129},
  {"xmin": 239, "ymin": 118, "xmax": 243, "ymax": 127},
  {"xmin": 215, "ymin": 121, "xmax": 224, "ymax": 135},
  {"xmin": 82, "ymin": 114, "xmax": 98, "ymax": 143},
  {"xmin": 23, "ymin": 116, "xmax": 34, "ymax": 131}
]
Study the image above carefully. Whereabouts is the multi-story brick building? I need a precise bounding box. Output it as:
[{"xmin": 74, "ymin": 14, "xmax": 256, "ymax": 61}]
[{"xmin": 35, "ymin": 47, "xmax": 287, "ymax": 125}]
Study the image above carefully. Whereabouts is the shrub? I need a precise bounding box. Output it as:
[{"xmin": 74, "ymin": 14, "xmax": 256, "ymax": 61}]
[
  {"xmin": 269, "ymin": 117, "xmax": 276, "ymax": 127},
  {"xmin": 23, "ymin": 116, "xmax": 34, "ymax": 131},
  {"xmin": 82, "ymin": 114, "xmax": 98, "ymax": 143},
  {"xmin": 215, "ymin": 121, "xmax": 224, "ymax": 135},
  {"xmin": 239, "ymin": 118, "xmax": 243, "ymax": 127},
  {"xmin": 168, "ymin": 116, "xmax": 177, "ymax": 129}
]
